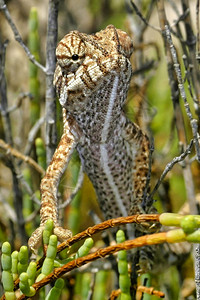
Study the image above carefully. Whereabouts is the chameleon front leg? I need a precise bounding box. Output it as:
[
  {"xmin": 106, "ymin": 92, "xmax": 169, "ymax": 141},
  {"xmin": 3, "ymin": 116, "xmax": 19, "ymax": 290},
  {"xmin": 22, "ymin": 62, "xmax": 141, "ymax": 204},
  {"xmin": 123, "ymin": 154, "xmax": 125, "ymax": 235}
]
[{"xmin": 28, "ymin": 111, "xmax": 78, "ymax": 253}]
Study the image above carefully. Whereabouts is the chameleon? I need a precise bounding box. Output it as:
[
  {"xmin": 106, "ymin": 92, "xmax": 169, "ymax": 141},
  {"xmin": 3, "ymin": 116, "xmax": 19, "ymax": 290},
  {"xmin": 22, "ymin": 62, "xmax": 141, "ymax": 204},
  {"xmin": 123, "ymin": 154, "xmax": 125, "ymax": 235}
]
[{"xmin": 28, "ymin": 24, "xmax": 151, "ymax": 253}]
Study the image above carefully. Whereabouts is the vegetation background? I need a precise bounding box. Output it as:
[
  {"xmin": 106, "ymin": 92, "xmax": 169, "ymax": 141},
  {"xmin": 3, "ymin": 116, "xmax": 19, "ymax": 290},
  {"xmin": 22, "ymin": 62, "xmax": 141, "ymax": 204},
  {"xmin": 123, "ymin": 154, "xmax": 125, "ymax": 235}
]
[{"xmin": 0, "ymin": 0, "xmax": 199, "ymax": 299}]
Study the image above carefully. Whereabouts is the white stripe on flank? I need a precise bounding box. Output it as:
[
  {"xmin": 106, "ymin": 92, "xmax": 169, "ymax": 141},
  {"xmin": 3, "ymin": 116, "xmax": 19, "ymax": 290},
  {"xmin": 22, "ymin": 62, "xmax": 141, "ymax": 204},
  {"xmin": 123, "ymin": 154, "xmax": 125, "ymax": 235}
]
[
  {"xmin": 101, "ymin": 76, "xmax": 119, "ymax": 143},
  {"xmin": 100, "ymin": 76, "xmax": 128, "ymax": 217}
]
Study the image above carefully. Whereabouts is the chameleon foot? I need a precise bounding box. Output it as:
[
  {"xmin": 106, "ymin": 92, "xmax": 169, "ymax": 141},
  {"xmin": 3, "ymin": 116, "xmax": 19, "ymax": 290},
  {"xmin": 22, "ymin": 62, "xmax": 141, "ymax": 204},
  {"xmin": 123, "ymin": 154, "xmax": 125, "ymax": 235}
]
[{"xmin": 28, "ymin": 223, "xmax": 72, "ymax": 254}]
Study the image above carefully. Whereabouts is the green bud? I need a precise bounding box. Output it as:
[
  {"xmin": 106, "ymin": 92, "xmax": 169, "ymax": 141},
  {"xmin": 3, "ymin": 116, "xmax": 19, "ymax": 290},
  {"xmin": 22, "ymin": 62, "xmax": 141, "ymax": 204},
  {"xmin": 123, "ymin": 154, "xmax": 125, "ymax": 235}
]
[
  {"xmin": 19, "ymin": 272, "xmax": 36, "ymax": 297},
  {"xmin": 45, "ymin": 278, "xmax": 65, "ymax": 300},
  {"xmin": 18, "ymin": 246, "xmax": 28, "ymax": 274},
  {"xmin": 46, "ymin": 235, "xmax": 57, "ymax": 259},
  {"xmin": 1, "ymin": 254, "xmax": 12, "ymax": 271},
  {"xmin": 76, "ymin": 238, "xmax": 94, "ymax": 258},
  {"xmin": 2, "ymin": 271, "xmax": 14, "ymax": 291},
  {"xmin": 116, "ymin": 230, "xmax": 126, "ymax": 243},
  {"xmin": 118, "ymin": 250, "xmax": 127, "ymax": 261},
  {"xmin": 159, "ymin": 213, "xmax": 183, "ymax": 226},
  {"xmin": 119, "ymin": 274, "xmax": 131, "ymax": 294},
  {"xmin": 118, "ymin": 260, "xmax": 128, "ymax": 275},
  {"xmin": 27, "ymin": 261, "xmax": 37, "ymax": 285},
  {"xmin": 180, "ymin": 215, "xmax": 197, "ymax": 234},
  {"xmin": 2, "ymin": 242, "xmax": 11, "ymax": 255},
  {"xmin": 35, "ymin": 273, "xmax": 45, "ymax": 283},
  {"xmin": 116, "ymin": 230, "xmax": 131, "ymax": 299},
  {"xmin": 43, "ymin": 220, "xmax": 54, "ymax": 245},
  {"xmin": 166, "ymin": 229, "xmax": 186, "ymax": 243},
  {"xmin": 54, "ymin": 278, "xmax": 65, "ymax": 289},
  {"xmin": 41, "ymin": 258, "xmax": 54, "ymax": 276},
  {"xmin": 4, "ymin": 291, "xmax": 16, "ymax": 300},
  {"xmin": 1, "ymin": 242, "xmax": 12, "ymax": 271},
  {"xmin": 11, "ymin": 251, "xmax": 19, "ymax": 281},
  {"xmin": 186, "ymin": 230, "xmax": 200, "ymax": 243},
  {"xmin": 120, "ymin": 293, "xmax": 131, "ymax": 300}
]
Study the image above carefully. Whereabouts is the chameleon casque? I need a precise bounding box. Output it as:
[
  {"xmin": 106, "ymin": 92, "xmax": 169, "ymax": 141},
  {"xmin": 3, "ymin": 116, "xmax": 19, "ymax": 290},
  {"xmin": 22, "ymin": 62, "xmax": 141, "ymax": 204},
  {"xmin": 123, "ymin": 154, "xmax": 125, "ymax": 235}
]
[{"xmin": 28, "ymin": 25, "xmax": 153, "ymax": 253}]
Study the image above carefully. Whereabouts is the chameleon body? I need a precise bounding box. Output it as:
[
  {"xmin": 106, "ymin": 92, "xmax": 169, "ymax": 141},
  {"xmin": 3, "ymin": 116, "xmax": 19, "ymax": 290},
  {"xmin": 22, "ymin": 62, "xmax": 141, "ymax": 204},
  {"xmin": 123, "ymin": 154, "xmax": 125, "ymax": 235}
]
[{"xmin": 28, "ymin": 25, "xmax": 150, "ymax": 252}]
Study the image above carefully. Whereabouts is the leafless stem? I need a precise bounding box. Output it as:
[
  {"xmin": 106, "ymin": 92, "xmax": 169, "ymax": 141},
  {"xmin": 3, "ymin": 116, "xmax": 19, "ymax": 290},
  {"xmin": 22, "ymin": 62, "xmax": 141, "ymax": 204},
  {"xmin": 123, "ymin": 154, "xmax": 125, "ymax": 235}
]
[
  {"xmin": 150, "ymin": 140, "xmax": 193, "ymax": 200},
  {"xmin": 129, "ymin": 0, "xmax": 160, "ymax": 32},
  {"xmin": 0, "ymin": 37, "xmax": 27, "ymax": 244},
  {"xmin": 24, "ymin": 116, "xmax": 45, "ymax": 156},
  {"xmin": 59, "ymin": 165, "xmax": 84, "ymax": 209},
  {"xmin": 0, "ymin": 139, "xmax": 45, "ymax": 175},
  {"xmin": 6, "ymin": 92, "xmax": 32, "ymax": 113},
  {"xmin": 45, "ymin": 0, "xmax": 60, "ymax": 164},
  {"xmin": 165, "ymin": 25, "xmax": 200, "ymax": 162},
  {"xmin": 0, "ymin": 0, "xmax": 46, "ymax": 73}
]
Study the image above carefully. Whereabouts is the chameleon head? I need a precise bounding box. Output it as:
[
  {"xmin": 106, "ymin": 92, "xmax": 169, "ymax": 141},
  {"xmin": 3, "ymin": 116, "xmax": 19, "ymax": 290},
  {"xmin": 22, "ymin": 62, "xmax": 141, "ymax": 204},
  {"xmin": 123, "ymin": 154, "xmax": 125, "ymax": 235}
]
[
  {"xmin": 53, "ymin": 25, "xmax": 133, "ymax": 108},
  {"xmin": 56, "ymin": 32, "xmax": 86, "ymax": 73}
]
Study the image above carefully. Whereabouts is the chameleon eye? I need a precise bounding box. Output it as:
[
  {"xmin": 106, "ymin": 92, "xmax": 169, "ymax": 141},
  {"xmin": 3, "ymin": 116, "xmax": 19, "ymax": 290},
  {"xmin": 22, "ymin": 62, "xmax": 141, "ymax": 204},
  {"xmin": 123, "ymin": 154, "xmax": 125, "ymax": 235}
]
[{"xmin": 71, "ymin": 54, "xmax": 79, "ymax": 61}]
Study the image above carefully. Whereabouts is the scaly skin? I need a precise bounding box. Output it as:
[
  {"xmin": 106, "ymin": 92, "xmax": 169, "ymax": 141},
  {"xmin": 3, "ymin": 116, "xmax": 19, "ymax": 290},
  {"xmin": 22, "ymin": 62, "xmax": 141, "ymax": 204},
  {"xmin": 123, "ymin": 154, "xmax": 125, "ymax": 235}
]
[{"xmin": 28, "ymin": 25, "xmax": 151, "ymax": 253}]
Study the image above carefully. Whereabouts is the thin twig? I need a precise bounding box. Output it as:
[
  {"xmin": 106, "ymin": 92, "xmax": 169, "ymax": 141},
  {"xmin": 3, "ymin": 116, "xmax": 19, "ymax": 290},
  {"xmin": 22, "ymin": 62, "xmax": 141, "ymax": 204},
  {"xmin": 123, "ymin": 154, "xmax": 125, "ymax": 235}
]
[
  {"xmin": 0, "ymin": 193, "xmax": 17, "ymax": 223},
  {"xmin": 0, "ymin": 0, "xmax": 46, "ymax": 73},
  {"xmin": 0, "ymin": 139, "xmax": 45, "ymax": 175},
  {"xmin": 45, "ymin": 0, "xmax": 59, "ymax": 164},
  {"xmin": 109, "ymin": 289, "xmax": 121, "ymax": 300},
  {"xmin": 136, "ymin": 285, "xmax": 165, "ymax": 298},
  {"xmin": 16, "ymin": 173, "xmax": 41, "ymax": 206},
  {"xmin": 59, "ymin": 164, "xmax": 84, "ymax": 209},
  {"xmin": 165, "ymin": 25, "xmax": 200, "ymax": 162},
  {"xmin": 0, "ymin": 37, "xmax": 27, "ymax": 244},
  {"xmin": 24, "ymin": 116, "xmax": 45, "ymax": 156},
  {"xmin": 149, "ymin": 140, "xmax": 193, "ymax": 200},
  {"xmin": 6, "ymin": 92, "xmax": 32, "ymax": 113},
  {"xmin": 130, "ymin": 0, "xmax": 160, "ymax": 32},
  {"xmin": 197, "ymin": 0, "xmax": 200, "ymax": 57}
]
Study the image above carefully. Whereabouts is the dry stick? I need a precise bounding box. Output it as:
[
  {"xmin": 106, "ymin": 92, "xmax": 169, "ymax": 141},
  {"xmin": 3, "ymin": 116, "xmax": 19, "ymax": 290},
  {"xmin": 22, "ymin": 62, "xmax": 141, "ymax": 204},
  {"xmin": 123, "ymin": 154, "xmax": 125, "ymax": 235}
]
[
  {"xmin": 149, "ymin": 140, "xmax": 193, "ymax": 200},
  {"xmin": 180, "ymin": 0, "xmax": 200, "ymax": 110},
  {"xmin": 165, "ymin": 24, "xmax": 198, "ymax": 213},
  {"xmin": 24, "ymin": 116, "xmax": 45, "ymax": 157},
  {"xmin": 7, "ymin": 92, "xmax": 32, "ymax": 113},
  {"xmin": 45, "ymin": 0, "xmax": 59, "ymax": 164},
  {"xmin": 156, "ymin": 0, "xmax": 197, "ymax": 213},
  {"xmin": 0, "ymin": 39, "xmax": 27, "ymax": 245},
  {"xmin": 130, "ymin": 0, "xmax": 160, "ymax": 32},
  {"xmin": 165, "ymin": 23, "xmax": 200, "ymax": 300},
  {"xmin": 0, "ymin": 0, "xmax": 46, "ymax": 73},
  {"xmin": 136, "ymin": 285, "xmax": 165, "ymax": 299},
  {"xmin": 17, "ymin": 230, "xmax": 181, "ymax": 300},
  {"xmin": 0, "ymin": 139, "xmax": 45, "ymax": 175},
  {"xmin": 17, "ymin": 173, "xmax": 41, "ymax": 206},
  {"xmin": 58, "ymin": 164, "xmax": 84, "ymax": 209},
  {"xmin": 0, "ymin": 40, "xmax": 13, "ymax": 146},
  {"xmin": 197, "ymin": 0, "xmax": 200, "ymax": 57},
  {"xmin": 109, "ymin": 289, "xmax": 121, "ymax": 300},
  {"xmin": 165, "ymin": 25, "xmax": 200, "ymax": 162}
]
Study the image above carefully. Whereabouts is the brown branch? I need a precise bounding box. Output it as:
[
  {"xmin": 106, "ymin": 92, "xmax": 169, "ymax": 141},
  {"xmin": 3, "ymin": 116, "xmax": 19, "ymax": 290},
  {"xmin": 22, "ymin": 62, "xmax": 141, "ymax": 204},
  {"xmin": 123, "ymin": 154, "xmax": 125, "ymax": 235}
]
[
  {"xmin": 0, "ymin": 139, "xmax": 45, "ymax": 175},
  {"xmin": 56, "ymin": 214, "xmax": 160, "ymax": 253},
  {"xmin": 17, "ymin": 230, "xmax": 179, "ymax": 299},
  {"xmin": 109, "ymin": 289, "xmax": 121, "ymax": 300},
  {"xmin": 34, "ymin": 214, "xmax": 160, "ymax": 275},
  {"xmin": 136, "ymin": 285, "xmax": 165, "ymax": 299}
]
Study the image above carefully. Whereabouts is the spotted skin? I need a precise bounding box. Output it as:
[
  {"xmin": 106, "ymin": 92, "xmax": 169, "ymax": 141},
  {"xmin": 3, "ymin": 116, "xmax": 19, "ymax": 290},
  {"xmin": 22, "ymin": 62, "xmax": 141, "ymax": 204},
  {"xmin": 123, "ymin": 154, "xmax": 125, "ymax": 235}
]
[{"xmin": 28, "ymin": 25, "xmax": 151, "ymax": 253}]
